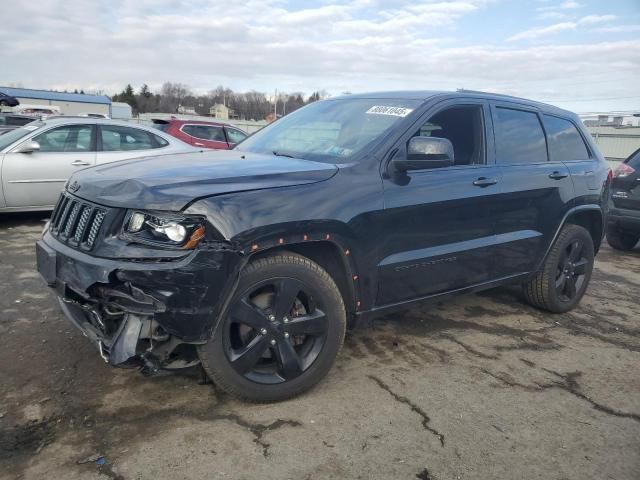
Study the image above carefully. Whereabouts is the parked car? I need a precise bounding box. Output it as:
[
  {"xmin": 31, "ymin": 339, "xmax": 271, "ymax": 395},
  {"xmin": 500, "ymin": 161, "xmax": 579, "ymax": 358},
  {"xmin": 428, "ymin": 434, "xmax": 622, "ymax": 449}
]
[
  {"xmin": 13, "ymin": 105, "xmax": 61, "ymax": 117},
  {"xmin": 0, "ymin": 117, "xmax": 196, "ymax": 212},
  {"xmin": 78, "ymin": 113, "xmax": 110, "ymax": 119},
  {"xmin": 37, "ymin": 91, "xmax": 609, "ymax": 402},
  {"xmin": 0, "ymin": 91, "xmax": 19, "ymax": 107},
  {"xmin": 152, "ymin": 118, "xmax": 248, "ymax": 149},
  {"xmin": 0, "ymin": 114, "xmax": 35, "ymax": 135},
  {"xmin": 606, "ymin": 148, "xmax": 640, "ymax": 250}
]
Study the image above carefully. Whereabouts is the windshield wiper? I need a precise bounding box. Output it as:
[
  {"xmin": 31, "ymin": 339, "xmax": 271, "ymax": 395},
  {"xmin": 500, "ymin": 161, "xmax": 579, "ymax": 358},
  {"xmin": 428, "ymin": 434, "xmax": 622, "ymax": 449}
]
[{"xmin": 272, "ymin": 150, "xmax": 299, "ymax": 159}]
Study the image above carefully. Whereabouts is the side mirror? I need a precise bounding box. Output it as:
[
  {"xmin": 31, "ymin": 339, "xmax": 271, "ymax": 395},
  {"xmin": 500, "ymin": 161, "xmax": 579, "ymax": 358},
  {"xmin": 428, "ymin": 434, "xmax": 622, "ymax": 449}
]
[
  {"xmin": 393, "ymin": 136, "xmax": 454, "ymax": 171},
  {"xmin": 14, "ymin": 140, "xmax": 41, "ymax": 154}
]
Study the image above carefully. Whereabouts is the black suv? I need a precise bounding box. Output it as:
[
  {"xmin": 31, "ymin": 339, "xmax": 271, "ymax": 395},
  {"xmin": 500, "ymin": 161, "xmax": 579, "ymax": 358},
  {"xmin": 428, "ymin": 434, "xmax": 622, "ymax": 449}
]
[
  {"xmin": 36, "ymin": 91, "xmax": 609, "ymax": 401},
  {"xmin": 606, "ymin": 148, "xmax": 640, "ymax": 250}
]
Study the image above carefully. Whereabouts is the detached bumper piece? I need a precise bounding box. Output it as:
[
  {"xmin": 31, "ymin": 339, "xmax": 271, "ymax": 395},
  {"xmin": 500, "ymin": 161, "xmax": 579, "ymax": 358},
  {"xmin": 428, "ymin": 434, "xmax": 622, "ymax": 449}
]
[{"xmin": 57, "ymin": 282, "xmax": 200, "ymax": 373}]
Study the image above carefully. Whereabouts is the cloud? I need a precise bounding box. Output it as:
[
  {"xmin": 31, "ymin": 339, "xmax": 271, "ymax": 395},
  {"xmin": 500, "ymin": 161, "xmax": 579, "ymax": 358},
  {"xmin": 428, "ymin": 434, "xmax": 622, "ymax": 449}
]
[
  {"xmin": 0, "ymin": 0, "xmax": 637, "ymax": 113},
  {"xmin": 508, "ymin": 14, "xmax": 616, "ymax": 41},
  {"xmin": 508, "ymin": 22, "xmax": 577, "ymax": 41},
  {"xmin": 537, "ymin": 0, "xmax": 582, "ymax": 12},
  {"xmin": 595, "ymin": 24, "xmax": 640, "ymax": 33},
  {"xmin": 577, "ymin": 14, "xmax": 617, "ymax": 25}
]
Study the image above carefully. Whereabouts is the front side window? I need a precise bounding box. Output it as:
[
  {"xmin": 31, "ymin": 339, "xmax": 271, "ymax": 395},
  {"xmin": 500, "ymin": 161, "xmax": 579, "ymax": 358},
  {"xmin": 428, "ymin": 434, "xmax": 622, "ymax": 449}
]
[
  {"xmin": 494, "ymin": 107, "xmax": 547, "ymax": 164},
  {"xmin": 33, "ymin": 125, "xmax": 93, "ymax": 153},
  {"xmin": 182, "ymin": 125, "xmax": 226, "ymax": 142},
  {"xmin": 543, "ymin": 115, "xmax": 590, "ymax": 162},
  {"xmin": 0, "ymin": 124, "xmax": 43, "ymax": 151},
  {"xmin": 413, "ymin": 105, "xmax": 485, "ymax": 166},
  {"xmin": 236, "ymin": 98, "xmax": 422, "ymax": 162},
  {"xmin": 226, "ymin": 128, "xmax": 247, "ymax": 144},
  {"xmin": 100, "ymin": 125, "xmax": 163, "ymax": 151}
]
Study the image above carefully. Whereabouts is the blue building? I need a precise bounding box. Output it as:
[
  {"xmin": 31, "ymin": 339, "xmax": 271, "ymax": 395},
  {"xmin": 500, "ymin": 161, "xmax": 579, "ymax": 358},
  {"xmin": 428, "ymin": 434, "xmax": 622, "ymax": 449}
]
[{"xmin": 0, "ymin": 86, "xmax": 111, "ymax": 116}]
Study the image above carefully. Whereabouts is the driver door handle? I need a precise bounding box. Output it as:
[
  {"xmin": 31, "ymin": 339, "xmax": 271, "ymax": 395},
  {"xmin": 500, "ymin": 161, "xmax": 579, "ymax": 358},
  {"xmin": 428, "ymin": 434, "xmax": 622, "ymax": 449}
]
[
  {"xmin": 71, "ymin": 160, "xmax": 90, "ymax": 166},
  {"xmin": 473, "ymin": 177, "xmax": 498, "ymax": 187},
  {"xmin": 549, "ymin": 171, "xmax": 569, "ymax": 180}
]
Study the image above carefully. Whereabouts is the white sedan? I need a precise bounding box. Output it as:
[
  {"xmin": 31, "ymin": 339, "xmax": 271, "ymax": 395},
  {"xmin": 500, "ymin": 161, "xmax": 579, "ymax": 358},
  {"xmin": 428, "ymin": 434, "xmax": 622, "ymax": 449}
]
[{"xmin": 0, "ymin": 118, "xmax": 199, "ymax": 212}]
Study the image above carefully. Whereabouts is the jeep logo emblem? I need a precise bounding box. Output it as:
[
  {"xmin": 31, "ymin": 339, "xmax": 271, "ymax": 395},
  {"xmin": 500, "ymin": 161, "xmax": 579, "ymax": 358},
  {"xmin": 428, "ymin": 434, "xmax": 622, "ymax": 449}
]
[{"xmin": 68, "ymin": 181, "xmax": 80, "ymax": 192}]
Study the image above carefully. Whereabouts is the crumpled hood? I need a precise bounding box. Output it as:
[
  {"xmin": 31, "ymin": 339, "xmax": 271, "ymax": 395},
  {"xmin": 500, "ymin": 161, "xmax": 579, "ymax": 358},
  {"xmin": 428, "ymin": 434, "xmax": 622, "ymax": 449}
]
[{"xmin": 68, "ymin": 150, "xmax": 338, "ymax": 211}]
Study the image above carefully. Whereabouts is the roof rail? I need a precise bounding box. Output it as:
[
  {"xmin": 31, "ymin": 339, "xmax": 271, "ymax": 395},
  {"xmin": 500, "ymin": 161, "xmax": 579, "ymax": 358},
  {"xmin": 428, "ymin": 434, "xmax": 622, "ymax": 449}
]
[{"xmin": 456, "ymin": 88, "xmax": 515, "ymax": 98}]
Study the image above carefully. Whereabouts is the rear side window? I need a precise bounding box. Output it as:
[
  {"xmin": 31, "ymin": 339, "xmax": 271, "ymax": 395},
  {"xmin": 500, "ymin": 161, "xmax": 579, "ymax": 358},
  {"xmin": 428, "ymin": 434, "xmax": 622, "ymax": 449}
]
[
  {"xmin": 543, "ymin": 115, "xmax": 590, "ymax": 161},
  {"xmin": 11, "ymin": 117, "xmax": 34, "ymax": 126},
  {"xmin": 100, "ymin": 125, "xmax": 166, "ymax": 151},
  {"xmin": 182, "ymin": 125, "xmax": 226, "ymax": 142},
  {"xmin": 494, "ymin": 107, "xmax": 547, "ymax": 164},
  {"xmin": 0, "ymin": 116, "xmax": 33, "ymax": 126}
]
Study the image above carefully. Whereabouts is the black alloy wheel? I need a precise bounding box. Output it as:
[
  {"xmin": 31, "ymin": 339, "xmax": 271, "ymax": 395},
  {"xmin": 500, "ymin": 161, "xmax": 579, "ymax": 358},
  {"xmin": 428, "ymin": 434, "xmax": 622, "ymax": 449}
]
[
  {"xmin": 198, "ymin": 253, "xmax": 346, "ymax": 402},
  {"xmin": 555, "ymin": 239, "xmax": 589, "ymax": 302},
  {"xmin": 523, "ymin": 224, "xmax": 595, "ymax": 313},
  {"xmin": 224, "ymin": 277, "xmax": 329, "ymax": 384}
]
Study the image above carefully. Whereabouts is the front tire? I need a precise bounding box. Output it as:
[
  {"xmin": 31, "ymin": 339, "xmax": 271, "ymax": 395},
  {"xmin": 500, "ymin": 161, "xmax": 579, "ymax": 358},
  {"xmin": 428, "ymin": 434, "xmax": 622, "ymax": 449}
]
[
  {"xmin": 606, "ymin": 227, "xmax": 639, "ymax": 251},
  {"xmin": 523, "ymin": 224, "xmax": 594, "ymax": 313},
  {"xmin": 198, "ymin": 252, "xmax": 346, "ymax": 402}
]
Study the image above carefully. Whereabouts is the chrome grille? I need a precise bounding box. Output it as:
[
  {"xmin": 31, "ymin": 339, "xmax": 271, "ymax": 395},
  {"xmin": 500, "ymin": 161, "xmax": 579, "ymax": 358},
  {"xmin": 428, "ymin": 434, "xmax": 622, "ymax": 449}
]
[
  {"xmin": 73, "ymin": 206, "xmax": 91, "ymax": 243},
  {"xmin": 50, "ymin": 193, "xmax": 107, "ymax": 250},
  {"xmin": 87, "ymin": 210, "xmax": 105, "ymax": 248}
]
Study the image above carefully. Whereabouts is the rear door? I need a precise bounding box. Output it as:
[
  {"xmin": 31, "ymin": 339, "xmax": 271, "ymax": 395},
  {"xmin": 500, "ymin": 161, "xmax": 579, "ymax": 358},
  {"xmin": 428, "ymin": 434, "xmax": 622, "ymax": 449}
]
[
  {"xmin": 181, "ymin": 124, "xmax": 229, "ymax": 149},
  {"xmin": 2, "ymin": 124, "xmax": 96, "ymax": 208},
  {"xmin": 542, "ymin": 114, "xmax": 604, "ymax": 207},
  {"xmin": 611, "ymin": 149, "xmax": 640, "ymax": 210},
  {"xmin": 490, "ymin": 104, "xmax": 574, "ymax": 277}
]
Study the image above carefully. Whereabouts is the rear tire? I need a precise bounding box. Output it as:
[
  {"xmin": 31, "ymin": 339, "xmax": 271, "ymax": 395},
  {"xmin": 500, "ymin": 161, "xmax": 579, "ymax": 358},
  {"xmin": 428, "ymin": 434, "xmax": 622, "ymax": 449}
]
[
  {"xmin": 198, "ymin": 252, "xmax": 346, "ymax": 402},
  {"xmin": 523, "ymin": 224, "xmax": 594, "ymax": 313},
  {"xmin": 606, "ymin": 227, "xmax": 639, "ymax": 251}
]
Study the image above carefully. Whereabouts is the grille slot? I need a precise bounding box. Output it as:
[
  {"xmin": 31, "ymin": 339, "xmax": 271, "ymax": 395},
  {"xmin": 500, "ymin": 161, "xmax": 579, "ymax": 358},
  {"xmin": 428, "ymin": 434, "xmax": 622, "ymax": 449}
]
[{"xmin": 49, "ymin": 193, "xmax": 107, "ymax": 250}]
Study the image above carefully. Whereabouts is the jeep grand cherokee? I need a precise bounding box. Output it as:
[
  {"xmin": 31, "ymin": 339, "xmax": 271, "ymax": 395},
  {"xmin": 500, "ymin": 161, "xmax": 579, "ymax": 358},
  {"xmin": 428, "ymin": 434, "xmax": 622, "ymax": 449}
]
[{"xmin": 36, "ymin": 91, "xmax": 610, "ymax": 402}]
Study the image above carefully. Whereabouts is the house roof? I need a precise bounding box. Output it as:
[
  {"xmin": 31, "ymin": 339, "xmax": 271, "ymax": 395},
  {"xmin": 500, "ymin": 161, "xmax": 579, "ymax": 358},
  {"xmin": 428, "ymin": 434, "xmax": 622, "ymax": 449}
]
[{"xmin": 0, "ymin": 87, "xmax": 111, "ymax": 105}]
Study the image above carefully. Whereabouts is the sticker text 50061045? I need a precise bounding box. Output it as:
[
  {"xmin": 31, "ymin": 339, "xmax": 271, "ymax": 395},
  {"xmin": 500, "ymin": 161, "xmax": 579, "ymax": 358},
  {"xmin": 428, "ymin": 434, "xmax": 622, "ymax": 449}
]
[{"xmin": 366, "ymin": 106, "xmax": 413, "ymax": 117}]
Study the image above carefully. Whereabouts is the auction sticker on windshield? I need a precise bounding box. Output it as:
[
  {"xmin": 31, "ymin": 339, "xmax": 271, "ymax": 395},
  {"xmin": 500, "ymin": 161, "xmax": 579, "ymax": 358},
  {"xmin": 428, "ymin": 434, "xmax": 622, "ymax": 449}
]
[{"xmin": 366, "ymin": 106, "xmax": 413, "ymax": 117}]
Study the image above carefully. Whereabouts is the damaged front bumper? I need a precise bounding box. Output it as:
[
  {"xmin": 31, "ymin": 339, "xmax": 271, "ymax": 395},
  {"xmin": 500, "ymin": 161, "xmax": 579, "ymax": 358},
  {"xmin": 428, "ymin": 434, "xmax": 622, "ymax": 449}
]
[{"xmin": 36, "ymin": 230, "xmax": 243, "ymax": 371}]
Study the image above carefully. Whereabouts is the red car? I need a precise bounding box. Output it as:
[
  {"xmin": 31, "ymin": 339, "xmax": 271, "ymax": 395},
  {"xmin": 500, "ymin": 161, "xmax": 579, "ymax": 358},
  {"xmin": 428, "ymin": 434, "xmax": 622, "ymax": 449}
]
[{"xmin": 151, "ymin": 119, "xmax": 248, "ymax": 150}]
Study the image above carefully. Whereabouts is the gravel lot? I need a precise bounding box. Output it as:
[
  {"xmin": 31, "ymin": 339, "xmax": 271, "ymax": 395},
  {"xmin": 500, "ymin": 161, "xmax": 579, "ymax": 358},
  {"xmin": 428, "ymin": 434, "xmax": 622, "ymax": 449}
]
[{"xmin": 1, "ymin": 213, "xmax": 639, "ymax": 480}]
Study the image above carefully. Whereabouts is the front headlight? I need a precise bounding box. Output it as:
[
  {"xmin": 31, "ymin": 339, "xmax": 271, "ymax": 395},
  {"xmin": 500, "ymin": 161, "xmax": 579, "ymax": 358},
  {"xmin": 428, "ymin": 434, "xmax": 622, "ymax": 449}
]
[{"xmin": 121, "ymin": 210, "xmax": 206, "ymax": 249}]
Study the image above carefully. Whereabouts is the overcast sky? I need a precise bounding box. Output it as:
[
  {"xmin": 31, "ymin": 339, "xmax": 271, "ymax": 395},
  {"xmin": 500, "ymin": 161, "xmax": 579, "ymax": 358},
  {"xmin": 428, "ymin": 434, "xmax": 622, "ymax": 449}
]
[{"xmin": 1, "ymin": 0, "xmax": 638, "ymax": 113}]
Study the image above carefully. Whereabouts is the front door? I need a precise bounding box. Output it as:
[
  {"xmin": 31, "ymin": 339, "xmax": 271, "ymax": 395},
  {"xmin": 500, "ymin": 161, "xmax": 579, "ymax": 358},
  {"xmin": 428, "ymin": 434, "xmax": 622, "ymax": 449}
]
[
  {"xmin": 377, "ymin": 101, "xmax": 503, "ymax": 306},
  {"xmin": 2, "ymin": 124, "xmax": 96, "ymax": 208}
]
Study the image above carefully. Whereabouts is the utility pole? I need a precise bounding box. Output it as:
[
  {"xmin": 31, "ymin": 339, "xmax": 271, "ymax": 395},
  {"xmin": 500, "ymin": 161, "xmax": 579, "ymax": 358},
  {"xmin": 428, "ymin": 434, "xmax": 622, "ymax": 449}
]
[{"xmin": 274, "ymin": 89, "xmax": 278, "ymax": 117}]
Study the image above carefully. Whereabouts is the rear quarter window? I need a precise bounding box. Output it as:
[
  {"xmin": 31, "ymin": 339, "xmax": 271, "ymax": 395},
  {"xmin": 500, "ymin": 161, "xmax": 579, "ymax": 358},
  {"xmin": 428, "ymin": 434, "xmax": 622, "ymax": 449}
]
[{"xmin": 543, "ymin": 115, "xmax": 590, "ymax": 161}]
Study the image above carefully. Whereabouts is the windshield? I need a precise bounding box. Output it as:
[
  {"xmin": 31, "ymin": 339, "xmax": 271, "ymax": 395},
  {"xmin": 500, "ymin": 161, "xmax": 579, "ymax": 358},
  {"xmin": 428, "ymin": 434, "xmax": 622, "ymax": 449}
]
[
  {"xmin": 152, "ymin": 122, "xmax": 169, "ymax": 132},
  {"xmin": 236, "ymin": 98, "xmax": 422, "ymax": 162},
  {"xmin": 0, "ymin": 123, "xmax": 43, "ymax": 151}
]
